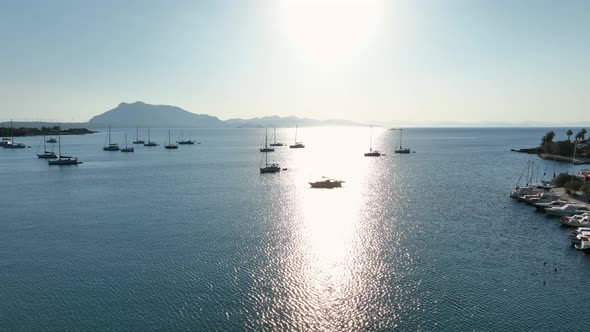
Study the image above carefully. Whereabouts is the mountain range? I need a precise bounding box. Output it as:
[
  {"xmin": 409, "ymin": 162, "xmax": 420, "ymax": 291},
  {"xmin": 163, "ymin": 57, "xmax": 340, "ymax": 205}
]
[{"xmin": 5, "ymin": 101, "xmax": 590, "ymax": 129}]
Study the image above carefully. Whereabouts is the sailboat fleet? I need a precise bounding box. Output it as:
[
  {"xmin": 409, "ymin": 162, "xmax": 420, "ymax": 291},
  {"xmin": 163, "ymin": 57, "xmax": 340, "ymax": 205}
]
[{"xmin": 5, "ymin": 125, "xmax": 416, "ymax": 178}]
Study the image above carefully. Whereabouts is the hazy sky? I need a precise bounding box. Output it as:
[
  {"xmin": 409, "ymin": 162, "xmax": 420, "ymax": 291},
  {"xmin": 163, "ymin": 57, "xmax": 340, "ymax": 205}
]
[{"xmin": 1, "ymin": 0, "xmax": 589, "ymax": 123}]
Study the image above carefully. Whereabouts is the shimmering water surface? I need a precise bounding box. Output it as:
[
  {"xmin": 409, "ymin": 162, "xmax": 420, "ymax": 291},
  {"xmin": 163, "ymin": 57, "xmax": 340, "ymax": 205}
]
[{"xmin": 2, "ymin": 127, "xmax": 589, "ymax": 331}]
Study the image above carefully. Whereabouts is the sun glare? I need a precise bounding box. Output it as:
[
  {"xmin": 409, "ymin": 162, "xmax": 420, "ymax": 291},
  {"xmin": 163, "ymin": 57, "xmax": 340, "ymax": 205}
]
[{"xmin": 276, "ymin": 0, "xmax": 384, "ymax": 64}]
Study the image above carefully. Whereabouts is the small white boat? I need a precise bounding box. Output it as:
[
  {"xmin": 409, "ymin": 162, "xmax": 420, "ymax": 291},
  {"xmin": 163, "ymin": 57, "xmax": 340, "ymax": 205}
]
[
  {"xmin": 560, "ymin": 213, "xmax": 590, "ymax": 227},
  {"xmin": 574, "ymin": 237, "xmax": 590, "ymax": 251},
  {"xmin": 534, "ymin": 200, "xmax": 568, "ymax": 210},
  {"xmin": 545, "ymin": 204, "xmax": 589, "ymax": 217},
  {"xmin": 309, "ymin": 178, "xmax": 344, "ymax": 189}
]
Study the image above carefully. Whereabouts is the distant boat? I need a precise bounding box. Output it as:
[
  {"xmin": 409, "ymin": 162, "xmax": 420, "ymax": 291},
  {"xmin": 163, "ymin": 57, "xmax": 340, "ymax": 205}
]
[
  {"xmin": 394, "ymin": 129, "xmax": 412, "ymax": 154},
  {"xmin": 3, "ymin": 119, "xmax": 26, "ymax": 149},
  {"xmin": 0, "ymin": 137, "xmax": 13, "ymax": 147},
  {"xmin": 144, "ymin": 128, "xmax": 158, "ymax": 146},
  {"xmin": 103, "ymin": 125, "xmax": 120, "ymax": 151},
  {"xmin": 46, "ymin": 137, "xmax": 57, "ymax": 143},
  {"xmin": 309, "ymin": 178, "xmax": 344, "ymax": 188},
  {"xmin": 364, "ymin": 125, "xmax": 382, "ymax": 157},
  {"xmin": 37, "ymin": 136, "xmax": 57, "ymax": 159},
  {"xmin": 289, "ymin": 125, "xmax": 305, "ymax": 149},
  {"xmin": 260, "ymin": 141, "xmax": 280, "ymax": 173},
  {"xmin": 177, "ymin": 129, "xmax": 195, "ymax": 145},
  {"xmin": 260, "ymin": 128, "xmax": 275, "ymax": 152},
  {"xmin": 121, "ymin": 132, "xmax": 134, "ymax": 153},
  {"xmin": 164, "ymin": 129, "xmax": 178, "ymax": 149},
  {"xmin": 269, "ymin": 128, "xmax": 283, "ymax": 147},
  {"xmin": 48, "ymin": 131, "xmax": 81, "ymax": 165},
  {"xmin": 132, "ymin": 128, "xmax": 145, "ymax": 144}
]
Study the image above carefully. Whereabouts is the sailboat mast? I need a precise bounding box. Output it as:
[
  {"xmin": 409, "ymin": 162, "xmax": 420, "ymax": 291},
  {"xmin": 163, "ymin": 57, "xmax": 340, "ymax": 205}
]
[
  {"xmin": 58, "ymin": 131, "xmax": 61, "ymax": 156},
  {"xmin": 294, "ymin": 125, "xmax": 298, "ymax": 143},
  {"xmin": 136, "ymin": 127, "xmax": 139, "ymax": 141},
  {"xmin": 108, "ymin": 125, "xmax": 111, "ymax": 145},
  {"xmin": 370, "ymin": 125, "xmax": 373, "ymax": 151},
  {"xmin": 43, "ymin": 135, "xmax": 46, "ymax": 152},
  {"xmin": 400, "ymin": 129, "xmax": 403, "ymax": 149},
  {"xmin": 265, "ymin": 128, "xmax": 268, "ymax": 148}
]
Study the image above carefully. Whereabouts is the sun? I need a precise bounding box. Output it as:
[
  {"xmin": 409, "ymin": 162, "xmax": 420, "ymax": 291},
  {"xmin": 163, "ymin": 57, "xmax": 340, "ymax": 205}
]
[{"xmin": 276, "ymin": 0, "xmax": 384, "ymax": 64}]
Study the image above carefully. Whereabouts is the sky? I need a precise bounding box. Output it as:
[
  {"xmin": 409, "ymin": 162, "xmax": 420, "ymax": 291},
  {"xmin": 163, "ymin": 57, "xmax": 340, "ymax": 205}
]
[{"xmin": 0, "ymin": 0, "xmax": 589, "ymax": 124}]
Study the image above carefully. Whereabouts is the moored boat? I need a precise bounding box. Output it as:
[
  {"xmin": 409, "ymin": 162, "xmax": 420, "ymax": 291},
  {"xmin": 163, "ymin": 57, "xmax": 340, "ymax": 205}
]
[{"xmin": 309, "ymin": 178, "xmax": 344, "ymax": 189}]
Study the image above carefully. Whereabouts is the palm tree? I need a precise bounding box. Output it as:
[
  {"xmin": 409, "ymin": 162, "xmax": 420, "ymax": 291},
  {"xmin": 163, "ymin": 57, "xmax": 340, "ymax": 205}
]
[{"xmin": 566, "ymin": 129, "xmax": 573, "ymax": 141}]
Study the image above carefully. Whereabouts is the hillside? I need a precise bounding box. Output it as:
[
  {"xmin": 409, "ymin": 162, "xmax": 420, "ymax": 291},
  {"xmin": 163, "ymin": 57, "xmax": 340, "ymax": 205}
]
[{"xmin": 88, "ymin": 101, "xmax": 226, "ymax": 128}]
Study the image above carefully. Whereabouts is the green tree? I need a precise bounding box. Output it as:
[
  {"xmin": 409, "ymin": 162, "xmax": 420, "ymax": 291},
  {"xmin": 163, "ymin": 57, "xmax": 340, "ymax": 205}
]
[
  {"xmin": 541, "ymin": 131, "xmax": 555, "ymax": 145},
  {"xmin": 575, "ymin": 128, "xmax": 587, "ymax": 142},
  {"xmin": 566, "ymin": 129, "xmax": 573, "ymax": 141}
]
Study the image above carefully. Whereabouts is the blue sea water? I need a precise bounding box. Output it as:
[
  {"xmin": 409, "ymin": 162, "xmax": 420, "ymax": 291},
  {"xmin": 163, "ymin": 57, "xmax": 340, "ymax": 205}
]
[{"xmin": 1, "ymin": 127, "xmax": 589, "ymax": 331}]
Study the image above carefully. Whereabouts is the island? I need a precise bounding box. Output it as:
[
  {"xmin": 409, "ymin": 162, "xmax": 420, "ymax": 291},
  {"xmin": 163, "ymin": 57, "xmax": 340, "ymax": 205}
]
[{"xmin": 512, "ymin": 129, "xmax": 590, "ymax": 164}]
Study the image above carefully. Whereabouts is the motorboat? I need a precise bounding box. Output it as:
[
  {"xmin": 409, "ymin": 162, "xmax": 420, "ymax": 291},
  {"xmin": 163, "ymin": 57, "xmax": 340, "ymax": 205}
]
[
  {"xmin": 309, "ymin": 178, "xmax": 344, "ymax": 189},
  {"xmin": 545, "ymin": 204, "xmax": 589, "ymax": 217},
  {"xmin": 574, "ymin": 237, "xmax": 590, "ymax": 251},
  {"xmin": 560, "ymin": 213, "xmax": 590, "ymax": 227},
  {"xmin": 510, "ymin": 186, "xmax": 544, "ymax": 199},
  {"xmin": 46, "ymin": 137, "xmax": 57, "ymax": 143},
  {"xmin": 523, "ymin": 193, "xmax": 558, "ymax": 205},
  {"xmin": 0, "ymin": 138, "xmax": 13, "ymax": 147},
  {"xmin": 534, "ymin": 200, "xmax": 568, "ymax": 210},
  {"xmin": 568, "ymin": 227, "xmax": 590, "ymax": 244}
]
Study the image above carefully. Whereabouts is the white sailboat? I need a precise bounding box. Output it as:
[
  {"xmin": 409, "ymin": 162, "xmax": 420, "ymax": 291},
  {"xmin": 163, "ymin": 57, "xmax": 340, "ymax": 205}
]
[
  {"xmin": 289, "ymin": 125, "xmax": 305, "ymax": 148},
  {"xmin": 260, "ymin": 128, "xmax": 274, "ymax": 152},
  {"xmin": 121, "ymin": 132, "xmax": 134, "ymax": 152},
  {"xmin": 260, "ymin": 146, "xmax": 280, "ymax": 173},
  {"xmin": 394, "ymin": 128, "xmax": 412, "ymax": 154},
  {"xmin": 103, "ymin": 125, "xmax": 120, "ymax": 151},
  {"xmin": 364, "ymin": 125, "xmax": 381, "ymax": 157},
  {"xmin": 269, "ymin": 128, "xmax": 283, "ymax": 147},
  {"xmin": 165, "ymin": 129, "xmax": 178, "ymax": 149},
  {"xmin": 133, "ymin": 127, "xmax": 145, "ymax": 144},
  {"xmin": 37, "ymin": 135, "xmax": 57, "ymax": 158},
  {"xmin": 177, "ymin": 129, "xmax": 195, "ymax": 145},
  {"xmin": 144, "ymin": 128, "xmax": 158, "ymax": 146},
  {"xmin": 48, "ymin": 130, "xmax": 81, "ymax": 165}
]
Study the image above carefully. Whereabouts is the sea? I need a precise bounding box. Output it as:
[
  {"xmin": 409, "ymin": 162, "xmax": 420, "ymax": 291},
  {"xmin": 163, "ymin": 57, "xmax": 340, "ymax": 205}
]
[{"xmin": 1, "ymin": 127, "xmax": 589, "ymax": 331}]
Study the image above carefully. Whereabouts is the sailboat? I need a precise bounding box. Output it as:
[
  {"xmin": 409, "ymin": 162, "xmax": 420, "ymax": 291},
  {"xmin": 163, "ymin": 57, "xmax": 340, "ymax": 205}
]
[
  {"xmin": 103, "ymin": 125, "xmax": 120, "ymax": 151},
  {"xmin": 364, "ymin": 125, "xmax": 382, "ymax": 157},
  {"xmin": 3, "ymin": 119, "xmax": 26, "ymax": 148},
  {"xmin": 269, "ymin": 128, "xmax": 283, "ymax": 147},
  {"xmin": 177, "ymin": 129, "xmax": 195, "ymax": 145},
  {"xmin": 132, "ymin": 128, "xmax": 145, "ymax": 144},
  {"xmin": 289, "ymin": 125, "xmax": 305, "ymax": 148},
  {"xmin": 37, "ymin": 135, "xmax": 57, "ymax": 158},
  {"xmin": 260, "ymin": 144, "xmax": 280, "ymax": 173},
  {"xmin": 121, "ymin": 132, "xmax": 134, "ymax": 152},
  {"xmin": 260, "ymin": 128, "xmax": 274, "ymax": 152},
  {"xmin": 144, "ymin": 128, "xmax": 158, "ymax": 146},
  {"xmin": 394, "ymin": 129, "xmax": 412, "ymax": 154},
  {"xmin": 165, "ymin": 129, "xmax": 178, "ymax": 149},
  {"xmin": 48, "ymin": 130, "xmax": 81, "ymax": 165}
]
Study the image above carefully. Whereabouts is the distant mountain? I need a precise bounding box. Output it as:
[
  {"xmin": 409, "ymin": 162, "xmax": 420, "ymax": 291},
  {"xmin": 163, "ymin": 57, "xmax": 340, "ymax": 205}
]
[
  {"xmin": 0, "ymin": 121, "xmax": 89, "ymax": 129},
  {"xmin": 225, "ymin": 115, "xmax": 363, "ymax": 128},
  {"xmin": 88, "ymin": 101, "xmax": 226, "ymax": 128}
]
